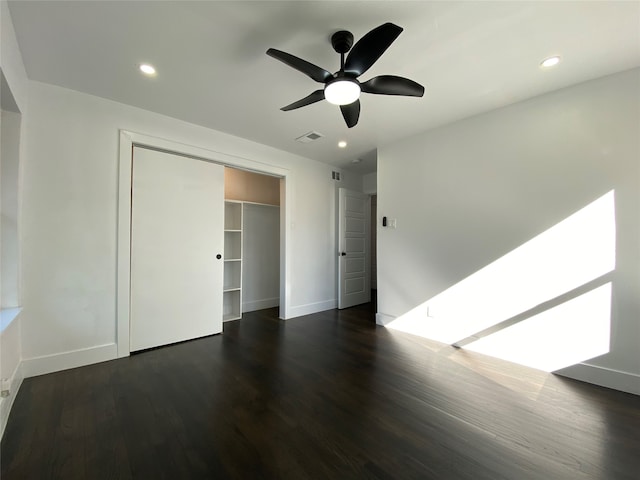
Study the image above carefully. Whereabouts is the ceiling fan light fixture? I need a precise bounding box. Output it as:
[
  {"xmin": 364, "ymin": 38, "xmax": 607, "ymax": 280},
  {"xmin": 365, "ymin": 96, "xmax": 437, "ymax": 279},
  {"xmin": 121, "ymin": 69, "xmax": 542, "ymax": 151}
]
[{"xmin": 325, "ymin": 78, "xmax": 361, "ymax": 105}]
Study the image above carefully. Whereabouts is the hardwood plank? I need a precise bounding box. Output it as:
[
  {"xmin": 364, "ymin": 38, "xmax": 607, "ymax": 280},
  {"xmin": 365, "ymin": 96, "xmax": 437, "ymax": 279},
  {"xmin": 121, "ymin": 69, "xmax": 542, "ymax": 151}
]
[{"xmin": 2, "ymin": 302, "xmax": 639, "ymax": 479}]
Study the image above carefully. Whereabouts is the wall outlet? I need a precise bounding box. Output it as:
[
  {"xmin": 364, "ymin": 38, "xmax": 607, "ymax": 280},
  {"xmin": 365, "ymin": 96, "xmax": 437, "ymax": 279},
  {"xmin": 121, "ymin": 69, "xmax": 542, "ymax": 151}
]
[{"xmin": 1, "ymin": 378, "xmax": 9, "ymax": 397}]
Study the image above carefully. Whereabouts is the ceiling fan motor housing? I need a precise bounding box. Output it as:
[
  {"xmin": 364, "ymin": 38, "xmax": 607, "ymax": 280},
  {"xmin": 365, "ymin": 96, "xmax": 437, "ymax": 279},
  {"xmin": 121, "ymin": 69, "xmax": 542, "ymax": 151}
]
[{"xmin": 331, "ymin": 30, "xmax": 354, "ymax": 54}]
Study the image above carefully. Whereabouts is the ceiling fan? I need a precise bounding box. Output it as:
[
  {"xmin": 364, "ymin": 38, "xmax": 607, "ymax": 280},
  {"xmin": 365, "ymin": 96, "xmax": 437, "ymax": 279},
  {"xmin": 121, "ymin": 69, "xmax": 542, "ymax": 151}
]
[{"xmin": 266, "ymin": 22, "xmax": 425, "ymax": 128}]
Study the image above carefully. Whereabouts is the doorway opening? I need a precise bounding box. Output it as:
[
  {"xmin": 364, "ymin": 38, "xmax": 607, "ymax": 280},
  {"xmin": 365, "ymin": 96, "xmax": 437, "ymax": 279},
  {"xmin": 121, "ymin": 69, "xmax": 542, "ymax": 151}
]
[
  {"xmin": 223, "ymin": 167, "xmax": 281, "ymax": 321},
  {"xmin": 337, "ymin": 188, "xmax": 371, "ymax": 309}
]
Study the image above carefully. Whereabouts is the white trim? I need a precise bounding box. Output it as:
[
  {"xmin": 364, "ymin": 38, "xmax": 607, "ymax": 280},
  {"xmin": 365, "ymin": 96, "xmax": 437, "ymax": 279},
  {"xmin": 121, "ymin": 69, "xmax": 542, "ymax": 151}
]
[
  {"xmin": 117, "ymin": 130, "xmax": 293, "ymax": 357},
  {"xmin": 279, "ymin": 176, "xmax": 288, "ymax": 320},
  {"xmin": 376, "ymin": 312, "xmax": 395, "ymax": 326},
  {"xmin": 286, "ymin": 299, "xmax": 337, "ymax": 319},
  {"xmin": 116, "ymin": 132, "xmax": 133, "ymax": 357},
  {"xmin": 239, "ymin": 200, "xmax": 280, "ymax": 208},
  {"xmin": 243, "ymin": 297, "xmax": 280, "ymax": 313},
  {"xmin": 555, "ymin": 363, "xmax": 640, "ymax": 396},
  {"xmin": 22, "ymin": 343, "xmax": 117, "ymax": 378},
  {"xmin": 0, "ymin": 361, "xmax": 23, "ymax": 439}
]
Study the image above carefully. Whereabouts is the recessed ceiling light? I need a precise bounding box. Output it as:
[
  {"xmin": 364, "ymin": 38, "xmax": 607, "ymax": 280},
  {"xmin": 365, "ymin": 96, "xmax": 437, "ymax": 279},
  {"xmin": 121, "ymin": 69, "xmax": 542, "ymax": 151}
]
[
  {"xmin": 139, "ymin": 63, "xmax": 157, "ymax": 76},
  {"xmin": 351, "ymin": 158, "xmax": 362, "ymax": 164},
  {"xmin": 540, "ymin": 56, "xmax": 561, "ymax": 68},
  {"xmin": 338, "ymin": 141, "xmax": 347, "ymax": 148}
]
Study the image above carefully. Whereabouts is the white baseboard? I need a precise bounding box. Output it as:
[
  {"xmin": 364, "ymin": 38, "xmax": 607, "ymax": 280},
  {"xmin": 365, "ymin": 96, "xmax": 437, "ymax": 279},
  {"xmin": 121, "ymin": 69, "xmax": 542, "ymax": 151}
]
[
  {"xmin": 286, "ymin": 299, "xmax": 337, "ymax": 319},
  {"xmin": 243, "ymin": 297, "xmax": 279, "ymax": 313},
  {"xmin": 376, "ymin": 312, "xmax": 395, "ymax": 326},
  {"xmin": 22, "ymin": 343, "xmax": 117, "ymax": 378},
  {"xmin": 0, "ymin": 361, "xmax": 24, "ymax": 439},
  {"xmin": 555, "ymin": 363, "xmax": 640, "ymax": 396}
]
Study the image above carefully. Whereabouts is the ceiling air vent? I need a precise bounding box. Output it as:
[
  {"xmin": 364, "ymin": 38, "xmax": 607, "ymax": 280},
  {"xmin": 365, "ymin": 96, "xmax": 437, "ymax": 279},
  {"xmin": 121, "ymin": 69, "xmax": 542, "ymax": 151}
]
[{"xmin": 295, "ymin": 131, "xmax": 324, "ymax": 143}]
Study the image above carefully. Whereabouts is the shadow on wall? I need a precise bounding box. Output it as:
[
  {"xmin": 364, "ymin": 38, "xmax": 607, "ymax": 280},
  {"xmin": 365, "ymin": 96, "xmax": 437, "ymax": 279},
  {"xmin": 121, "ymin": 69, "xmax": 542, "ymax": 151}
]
[{"xmin": 386, "ymin": 190, "xmax": 616, "ymax": 372}]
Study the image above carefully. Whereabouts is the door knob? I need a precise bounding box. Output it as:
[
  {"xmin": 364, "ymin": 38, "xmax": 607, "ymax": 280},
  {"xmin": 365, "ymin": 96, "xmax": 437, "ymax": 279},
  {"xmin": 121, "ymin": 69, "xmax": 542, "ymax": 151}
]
[
  {"xmin": 216, "ymin": 254, "xmax": 222, "ymax": 259},
  {"xmin": 340, "ymin": 252, "xmax": 347, "ymax": 256}
]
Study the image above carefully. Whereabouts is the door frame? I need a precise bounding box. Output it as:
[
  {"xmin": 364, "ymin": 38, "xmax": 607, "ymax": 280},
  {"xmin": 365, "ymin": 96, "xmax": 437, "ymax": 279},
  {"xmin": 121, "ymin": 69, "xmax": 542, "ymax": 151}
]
[{"xmin": 116, "ymin": 130, "xmax": 291, "ymax": 358}]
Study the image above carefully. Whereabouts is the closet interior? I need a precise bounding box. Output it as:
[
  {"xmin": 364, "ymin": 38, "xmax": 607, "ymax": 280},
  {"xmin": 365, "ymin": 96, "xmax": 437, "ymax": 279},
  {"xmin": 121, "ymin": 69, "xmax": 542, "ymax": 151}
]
[{"xmin": 223, "ymin": 167, "xmax": 281, "ymax": 321}]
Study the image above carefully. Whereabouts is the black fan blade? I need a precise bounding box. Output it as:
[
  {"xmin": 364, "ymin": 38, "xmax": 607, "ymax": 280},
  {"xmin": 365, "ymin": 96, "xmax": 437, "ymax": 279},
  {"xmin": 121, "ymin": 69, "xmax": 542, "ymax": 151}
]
[
  {"xmin": 340, "ymin": 100, "xmax": 361, "ymax": 128},
  {"xmin": 281, "ymin": 90, "xmax": 325, "ymax": 111},
  {"xmin": 267, "ymin": 48, "xmax": 332, "ymax": 83},
  {"xmin": 361, "ymin": 75, "xmax": 425, "ymax": 97},
  {"xmin": 344, "ymin": 23, "xmax": 403, "ymax": 76}
]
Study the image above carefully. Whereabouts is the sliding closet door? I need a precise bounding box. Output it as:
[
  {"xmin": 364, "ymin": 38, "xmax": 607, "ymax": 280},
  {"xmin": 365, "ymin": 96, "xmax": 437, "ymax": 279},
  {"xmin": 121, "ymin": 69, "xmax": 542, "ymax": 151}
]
[{"xmin": 130, "ymin": 147, "xmax": 224, "ymax": 351}]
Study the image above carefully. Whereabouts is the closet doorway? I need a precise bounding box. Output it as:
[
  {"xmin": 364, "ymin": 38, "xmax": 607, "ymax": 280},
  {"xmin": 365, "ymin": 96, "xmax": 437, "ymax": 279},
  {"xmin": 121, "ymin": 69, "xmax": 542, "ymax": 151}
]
[
  {"xmin": 116, "ymin": 131, "xmax": 290, "ymax": 358},
  {"xmin": 223, "ymin": 167, "xmax": 281, "ymax": 321}
]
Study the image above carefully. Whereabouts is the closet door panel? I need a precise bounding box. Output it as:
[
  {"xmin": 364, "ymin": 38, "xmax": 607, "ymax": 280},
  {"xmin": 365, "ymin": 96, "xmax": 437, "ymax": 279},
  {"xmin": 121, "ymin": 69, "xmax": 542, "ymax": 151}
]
[{"xmin": 130, "ymin": 147, "xmax": 224, "ymax": 351}]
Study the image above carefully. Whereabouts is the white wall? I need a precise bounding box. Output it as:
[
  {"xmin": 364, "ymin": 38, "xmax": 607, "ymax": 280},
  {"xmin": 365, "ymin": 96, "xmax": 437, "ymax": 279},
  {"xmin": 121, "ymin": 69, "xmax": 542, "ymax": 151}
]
[
  {"xmin": 363, "ymin": 172, "xmax": 377, "ymax": 194},
  {"xmin": 339, "ymin": 169, "xmax": 365, "ymax": 192},
  {"xmin": 0, "ymin": 0, "xmax": 27, "ymax": 437},
  {"xmin": 20, "ymin": 80, "xmax": 351, "ymax": 374},
  {"xmin": 377, "ymin": 69, "xmax": 640, "ymax": 394},
  {"xmin": 362, "ymin": 172, "xmax": 378, "ymax": 290},
  {"xmin": 0, "ymin": 109, "xmax": 22, "ymax": 408},
  {"xmin": 1, "ymin": 109, "xmax": 20, "ymax": 307}
]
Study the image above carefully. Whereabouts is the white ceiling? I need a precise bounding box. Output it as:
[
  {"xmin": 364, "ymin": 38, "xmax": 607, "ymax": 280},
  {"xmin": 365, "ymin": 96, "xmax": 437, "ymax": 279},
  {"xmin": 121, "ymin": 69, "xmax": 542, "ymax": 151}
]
[{"xmin": 8, "ymin": 1, "xmax": 640, "ymax": 173}]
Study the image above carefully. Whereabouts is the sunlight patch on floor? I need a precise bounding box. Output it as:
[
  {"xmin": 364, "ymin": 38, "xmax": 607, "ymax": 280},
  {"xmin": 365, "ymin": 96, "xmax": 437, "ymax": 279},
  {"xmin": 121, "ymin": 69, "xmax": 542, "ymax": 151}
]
[{"xmin": 465, "ymin": 283, "xmax": 612, "ymax": 372}]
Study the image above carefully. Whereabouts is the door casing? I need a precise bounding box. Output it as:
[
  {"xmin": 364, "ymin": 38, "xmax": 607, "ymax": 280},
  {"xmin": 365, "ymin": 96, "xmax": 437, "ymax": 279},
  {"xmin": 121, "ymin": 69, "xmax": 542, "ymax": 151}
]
[{"xmin": 117, "ymin": 131, "xmax": 291, "ymax": 357}]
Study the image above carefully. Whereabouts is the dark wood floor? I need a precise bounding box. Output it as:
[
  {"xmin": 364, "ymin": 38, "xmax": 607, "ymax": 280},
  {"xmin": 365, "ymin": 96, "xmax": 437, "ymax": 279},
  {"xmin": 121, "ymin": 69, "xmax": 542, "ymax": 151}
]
[{"xmin": 2, "ymin": 302, "xmax": 639, "ymax": 479}]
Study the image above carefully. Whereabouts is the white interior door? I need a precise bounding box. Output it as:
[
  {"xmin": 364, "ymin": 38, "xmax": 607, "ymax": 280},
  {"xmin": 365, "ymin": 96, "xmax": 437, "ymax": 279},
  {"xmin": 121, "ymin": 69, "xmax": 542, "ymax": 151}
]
[
  {"xmin": 338, "ymin": 188, "xmax": 371, "ymax": 309},
  {"xmin": 130, "ymin": 147, "xmax": 224, "ymax": 351}
]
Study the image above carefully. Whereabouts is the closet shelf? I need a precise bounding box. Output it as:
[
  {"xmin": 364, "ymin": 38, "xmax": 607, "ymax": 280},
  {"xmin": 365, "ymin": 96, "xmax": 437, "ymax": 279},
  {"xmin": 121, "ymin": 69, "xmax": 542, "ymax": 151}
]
[{"xmin": 223, "ymin": 201, "xmax": 242, "ymax": 322}]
